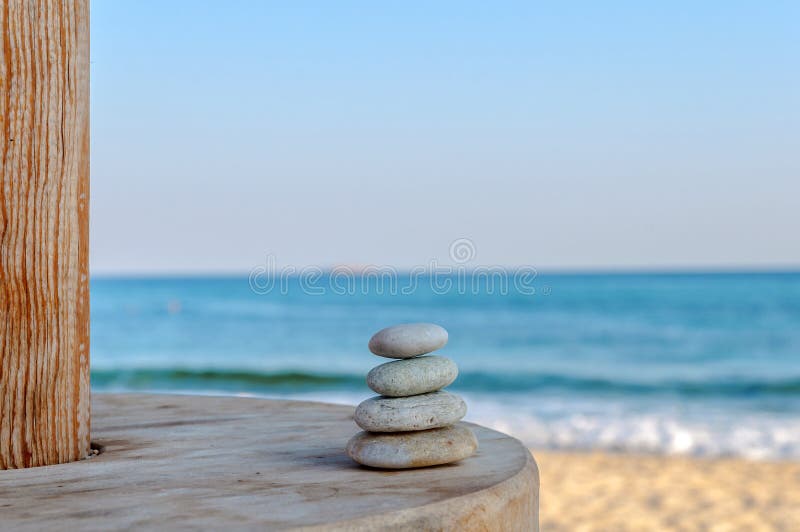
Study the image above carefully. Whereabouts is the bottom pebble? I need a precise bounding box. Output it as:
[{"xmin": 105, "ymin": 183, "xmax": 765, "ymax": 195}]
[{"xmin": 346, "ymin": 424, "xmax": 478, "ymax": 469}]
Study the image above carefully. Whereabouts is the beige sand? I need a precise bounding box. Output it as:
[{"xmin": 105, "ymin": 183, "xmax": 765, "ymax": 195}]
[{"xmin": 534, "ymin": 449, "xmax": 800, "ymax": 531}]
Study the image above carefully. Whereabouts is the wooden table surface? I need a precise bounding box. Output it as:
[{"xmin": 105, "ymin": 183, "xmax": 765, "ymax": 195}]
[{"xmin": 0, "ymin": 394, "xmax": 538, "ymax": 531}]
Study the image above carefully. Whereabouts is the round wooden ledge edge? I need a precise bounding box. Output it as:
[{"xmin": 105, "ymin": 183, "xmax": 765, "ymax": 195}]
[{"xmin": 0, "ymin": 393, "xmax": 539, "ymax": 531}]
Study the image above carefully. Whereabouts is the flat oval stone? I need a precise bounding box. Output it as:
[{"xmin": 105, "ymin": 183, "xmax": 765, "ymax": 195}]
[
  {"xmin": 346, "ymin": 424, "xmax": 478, "ymax": 469},
  {"xmin": 367, "ymin": 356, "xmax": 458, "ymax": 397},
  {"xmin": 368, "ymin": 323, "xmax": 448, "ymax": 359},
  {"xmin": 354, "ymin": 391, "xmax": 466, "ymax": 432}
]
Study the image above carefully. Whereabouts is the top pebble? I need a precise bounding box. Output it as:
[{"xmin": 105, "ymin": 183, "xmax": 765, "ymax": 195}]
[{"xmin": 368, "ymin": 323, "xmax": 448, "ymax": 359}]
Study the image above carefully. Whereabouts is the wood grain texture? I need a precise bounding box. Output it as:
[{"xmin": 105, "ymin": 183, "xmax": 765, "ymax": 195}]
[
  {"xmin": 0, "ymin": 0, "xmax": 90, "ymax": 469},
  {"xmin": 0, "ymin": 395, "xmax": 540, "ymax": 530}
]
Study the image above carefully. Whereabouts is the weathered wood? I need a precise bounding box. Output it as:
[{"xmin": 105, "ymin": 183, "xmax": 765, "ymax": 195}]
[
  {"xmin": 0, "ymin": 0, "xmax": 90, "ymax": 469},
  {"xmin": 0, "ymin": 394, "xmax": 540, "ymax": 530}
]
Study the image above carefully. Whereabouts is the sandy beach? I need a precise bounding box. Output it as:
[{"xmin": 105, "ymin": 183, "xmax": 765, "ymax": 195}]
[{"xmin": 534, "ymin": 449, "xmax": 800, "ymax": 531}]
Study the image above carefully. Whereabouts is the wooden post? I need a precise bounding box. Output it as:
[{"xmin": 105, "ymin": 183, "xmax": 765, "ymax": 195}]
[{"xmin": 1, "ymin": 0, "xmax": 90, "ymax": 469}]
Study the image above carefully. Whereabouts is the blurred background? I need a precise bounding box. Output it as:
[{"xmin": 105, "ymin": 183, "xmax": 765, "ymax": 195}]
[{"xmin": 90, "ymin": 1, "xmax": 799, "ymax": 460}]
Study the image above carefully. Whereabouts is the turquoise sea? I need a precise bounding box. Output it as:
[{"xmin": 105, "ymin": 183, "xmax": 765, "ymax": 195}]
[{"xmin": 92, "ymin": 272, "xmax": 800, "ymax": 459}]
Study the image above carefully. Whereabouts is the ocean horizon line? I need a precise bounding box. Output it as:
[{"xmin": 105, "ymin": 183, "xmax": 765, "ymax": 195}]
[{"xmin": 90, "ymin": 266, "xmax": 800, "ymax": 280}]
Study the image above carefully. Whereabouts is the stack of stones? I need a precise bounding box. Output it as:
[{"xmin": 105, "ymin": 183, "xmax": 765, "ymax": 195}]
[{"xmin": 346, "ymin": 323, "xmax": 478, "ymax": 469}]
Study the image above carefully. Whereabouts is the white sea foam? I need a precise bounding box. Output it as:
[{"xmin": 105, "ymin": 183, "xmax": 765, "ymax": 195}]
[{"xmin": 460, "ymin": 393, "xmax": 800, "ymax": 460}]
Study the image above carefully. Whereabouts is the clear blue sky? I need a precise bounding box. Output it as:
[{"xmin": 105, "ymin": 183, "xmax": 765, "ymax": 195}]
[{"xmin": 90, "ymin": 1, "xmax": 799, "ymax": 274}]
